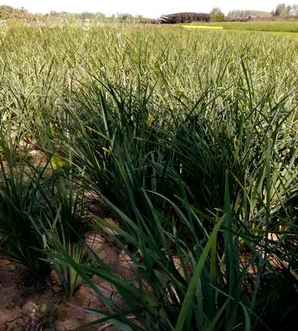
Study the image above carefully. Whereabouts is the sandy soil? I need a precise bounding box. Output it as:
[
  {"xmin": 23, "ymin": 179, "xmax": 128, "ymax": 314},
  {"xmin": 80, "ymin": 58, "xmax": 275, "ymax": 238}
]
[{"xmin": 0, "ymin": 231, "xmax": 134, "ymax": 330}]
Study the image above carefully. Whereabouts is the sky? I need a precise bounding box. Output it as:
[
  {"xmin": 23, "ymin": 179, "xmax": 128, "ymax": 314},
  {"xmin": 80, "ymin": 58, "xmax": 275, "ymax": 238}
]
[{"xmin": 0, "ymin": 1, "xmax": 294, "ymax": 18}]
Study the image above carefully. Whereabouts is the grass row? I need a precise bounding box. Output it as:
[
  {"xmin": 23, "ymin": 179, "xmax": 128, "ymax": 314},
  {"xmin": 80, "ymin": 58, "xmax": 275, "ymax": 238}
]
[{"xmin": 0, "ymin": 23, "xmax": 297, "ymax": 330}]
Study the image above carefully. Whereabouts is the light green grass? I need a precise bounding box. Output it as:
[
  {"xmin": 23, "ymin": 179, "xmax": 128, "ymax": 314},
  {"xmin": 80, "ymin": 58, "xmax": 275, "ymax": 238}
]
[
  {"xmin": 188, "ymin": 20, "xmax": 298, "ymax": 33},
  {"xmin": 182, "ymin": 21, "xmax": 298, "ymax": 40}
]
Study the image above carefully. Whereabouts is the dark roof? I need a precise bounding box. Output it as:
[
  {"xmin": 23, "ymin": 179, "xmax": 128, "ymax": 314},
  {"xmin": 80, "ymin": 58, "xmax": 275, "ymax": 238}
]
[
  {"xmin": 159, "ymin": 12, "xmax": 210, "ymax": 23},
  {"xmin": 162, "ymin": 12, "xmax": 210, "ymax": 17}
]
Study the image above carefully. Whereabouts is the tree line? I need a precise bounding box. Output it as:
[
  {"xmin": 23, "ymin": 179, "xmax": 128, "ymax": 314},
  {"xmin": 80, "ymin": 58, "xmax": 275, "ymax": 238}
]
[
  {"xmin": 228, "ymin": 4, "xmax": 298, "ymax": 18},
  {"xmin": 0, "ymin": 3, "xmax": 298, "ymax": 23}
]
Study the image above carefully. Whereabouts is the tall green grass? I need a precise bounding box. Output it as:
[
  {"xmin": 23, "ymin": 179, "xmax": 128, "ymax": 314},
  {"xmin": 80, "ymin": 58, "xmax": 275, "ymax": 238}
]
[{"xmin": 0, "ymin": 23, "xmax": 297, "ymax": 330}]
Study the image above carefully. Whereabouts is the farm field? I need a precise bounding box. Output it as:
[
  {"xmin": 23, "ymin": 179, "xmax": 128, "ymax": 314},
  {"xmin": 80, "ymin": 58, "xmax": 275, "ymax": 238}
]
[
  {"xmin": 187, "ymin": 20, "xmax": 298, "ymax": 32},
  {"xmin": 0, "ymin": 22, "xmax": 297, "ymax": 330},
  {"xmin": 183, "ymin": 21, "xmax": 298, "ymax": 40}
]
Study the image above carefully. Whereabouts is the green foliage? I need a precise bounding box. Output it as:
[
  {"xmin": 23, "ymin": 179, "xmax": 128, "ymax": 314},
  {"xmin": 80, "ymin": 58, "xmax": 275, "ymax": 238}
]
[
  {"xmin": 0, "ymin": 160, "xmax": 51, "ymax": 277},
  {"xmin": 44, "ymin": 225, "xmax": 87, "ymax": 298},
  {"xmin": 273, "ymin": 3, "xmax": 291, "ymax": 17},
  {"xmin": 210, "ymin": 8, "xmax": 225, "ymax": 22},
  {"xmin": 0, "ymin": 23, "xmax": 296, "ymax": 329},
  {"xmin": 227, "ymin": 10, "xmax": 272, "ymax": 18},
  {"xmin": 55, "ymin": 191, "xmax": 250, "ymax": 331},
  {"xmin": 0, "ymin": 5, "xmax": 29, "ymax": 20}
]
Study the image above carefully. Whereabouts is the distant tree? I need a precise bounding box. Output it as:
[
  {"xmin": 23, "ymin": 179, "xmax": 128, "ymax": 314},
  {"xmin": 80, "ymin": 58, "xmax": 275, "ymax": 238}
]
[
  {"xmin": 135, "ymin": 15, "xmax": 145, "ymax": 23},
  {"xmin": 273, "ymin": 3, "xmax": 290, "ymax": 16},
  {"xmin": 80, "ymin": 12, "xmax": 95, "ymax": 20},
  {"xmin": 117, "ymin": 13, "xmax": 133, "ymax": 22},
  {"xmin": 289, "ymin": 4, "xmax": 298, "ymax": 16},
  {"xmin": 210, "ymin": 8, "xmax": 225, "ymax": 21},
  {"xmin": 0, "ymin": 5, "xmax": 29, "ymax": 19},
  {"xmin": 227, "ymin": 9, "xmax": 271, "ymax": 18},
  {"xmin": 49, "ymin": 11, "xmax": 59, "ymax": 17},
  {"xmin": 95, "ymin": 12, "xmax": 106, "ymax": 19},
  {"xmin": 284, "ymin": 5, "xmax": 292, "ymax": 16}
]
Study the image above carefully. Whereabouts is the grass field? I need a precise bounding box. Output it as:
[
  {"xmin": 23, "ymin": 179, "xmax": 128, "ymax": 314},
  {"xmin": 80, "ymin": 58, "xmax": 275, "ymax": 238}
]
[
  {"xmin": 188, "ymin": 20, "xmax": 298, "ymax": 33},
  {"xmin": 0, "ymin": 22, "xmax": 297, "ymax": 329},
  {"xmin": 183, "ymin": 21, "xmax": 298, "ymax": 40}
]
